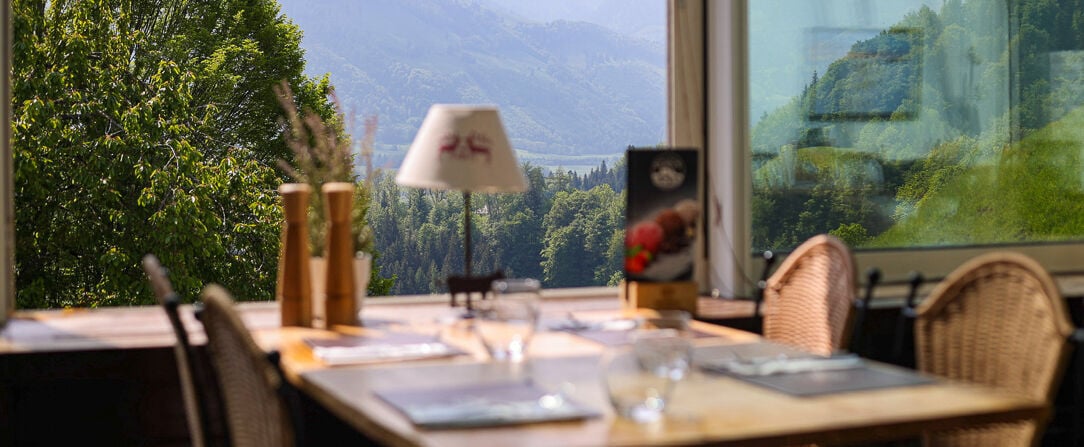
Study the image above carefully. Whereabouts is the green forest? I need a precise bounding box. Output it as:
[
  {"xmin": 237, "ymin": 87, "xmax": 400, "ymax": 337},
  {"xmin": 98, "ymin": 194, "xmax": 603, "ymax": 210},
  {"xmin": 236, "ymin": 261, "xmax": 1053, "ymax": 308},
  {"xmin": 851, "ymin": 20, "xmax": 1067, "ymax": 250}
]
[
  {"xmin": 367, "ymin": 161, "xmax": 627, "ymax": 295},
  {"xmin": 751, "ymin": 0, "xmax": 1084, "ymax": 253},
  {"xmin": 13, "ymin": 0, "xmax": 1084, "ymax": 307}
]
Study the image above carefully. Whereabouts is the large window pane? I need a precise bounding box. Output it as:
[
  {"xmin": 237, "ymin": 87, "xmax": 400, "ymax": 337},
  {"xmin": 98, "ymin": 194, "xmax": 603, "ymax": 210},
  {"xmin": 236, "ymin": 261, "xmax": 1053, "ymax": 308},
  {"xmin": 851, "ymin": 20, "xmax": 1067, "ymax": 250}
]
[
  {"xmin": 749, "ymin": 0, "xmax": 1084, "ymax": 253},
  {"xmin": 280, "ymin": 1, "xmax": 665, "ymax": 295},
  {"xmin": 11, "ymin": 0, "xmax": 665, "ymax": 308}
]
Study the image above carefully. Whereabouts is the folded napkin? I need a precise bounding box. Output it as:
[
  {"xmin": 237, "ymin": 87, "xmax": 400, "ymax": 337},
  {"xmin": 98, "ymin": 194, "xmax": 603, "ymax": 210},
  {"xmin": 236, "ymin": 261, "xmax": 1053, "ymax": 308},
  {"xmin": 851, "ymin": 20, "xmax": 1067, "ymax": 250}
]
[{"xmin": 702, "ymin": 353, "xmax": 865, "ymax": 376}]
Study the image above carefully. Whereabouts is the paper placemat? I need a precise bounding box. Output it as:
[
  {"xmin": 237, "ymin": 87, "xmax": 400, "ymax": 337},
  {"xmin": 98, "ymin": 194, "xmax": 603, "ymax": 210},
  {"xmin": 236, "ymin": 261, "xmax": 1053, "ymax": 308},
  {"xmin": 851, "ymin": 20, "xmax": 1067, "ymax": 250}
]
[
  {"xmin": 305, "ymin": 334, "xmax": 465, "ymax": 366},
  {"xmin": 374, "ymin": 381, "xmax": 600, "ymax": 429},
  {"xmin": 705, "ymin": 362, "xmax": 936, "ymax": 397},
  {"xmin": 568, "ymin": 328, "xmax": 720, "ymax": 346}
]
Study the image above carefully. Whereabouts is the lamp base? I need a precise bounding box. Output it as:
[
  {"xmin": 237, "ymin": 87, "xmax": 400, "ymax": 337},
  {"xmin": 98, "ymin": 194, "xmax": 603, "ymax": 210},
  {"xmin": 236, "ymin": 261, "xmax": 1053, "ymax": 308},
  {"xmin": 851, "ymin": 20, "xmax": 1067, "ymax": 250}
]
[{"xmin": 447, "ymin": 270, "xmax": 506, "ymax": 317}]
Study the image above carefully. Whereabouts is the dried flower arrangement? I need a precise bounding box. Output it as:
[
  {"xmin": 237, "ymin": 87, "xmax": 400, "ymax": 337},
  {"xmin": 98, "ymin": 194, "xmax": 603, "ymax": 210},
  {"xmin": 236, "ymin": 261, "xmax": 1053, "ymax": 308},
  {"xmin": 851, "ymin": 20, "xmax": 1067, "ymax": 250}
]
[{"xmin": 273, "ymin": 81, "xmax": 375, "ymax": 257}]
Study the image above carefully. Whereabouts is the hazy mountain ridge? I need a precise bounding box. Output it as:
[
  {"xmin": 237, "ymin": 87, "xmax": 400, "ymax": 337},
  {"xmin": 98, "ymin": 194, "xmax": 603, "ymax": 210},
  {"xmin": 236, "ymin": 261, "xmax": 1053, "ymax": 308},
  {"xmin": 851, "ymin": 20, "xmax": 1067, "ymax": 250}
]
[
  {"xmin": 277, "ymin": 0, "xmax": 665, "ymax": 159},
  {"xmin": 477, "ymin": 0, "xmax": 666, "ymax": 42}
]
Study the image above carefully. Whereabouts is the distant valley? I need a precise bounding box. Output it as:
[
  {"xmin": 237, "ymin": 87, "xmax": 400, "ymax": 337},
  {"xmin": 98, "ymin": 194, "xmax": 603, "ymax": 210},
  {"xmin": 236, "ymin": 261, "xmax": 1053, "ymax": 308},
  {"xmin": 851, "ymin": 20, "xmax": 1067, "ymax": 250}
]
[{"xmin": 276, "ymin": 0, "xmax": 666, "ymax": 172}]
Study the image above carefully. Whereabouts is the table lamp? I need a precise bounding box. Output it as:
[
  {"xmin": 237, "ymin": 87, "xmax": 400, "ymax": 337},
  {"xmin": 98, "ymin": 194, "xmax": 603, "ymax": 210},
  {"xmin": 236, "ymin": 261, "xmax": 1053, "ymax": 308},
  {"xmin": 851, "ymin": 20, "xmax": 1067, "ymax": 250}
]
[{"xmin": 396, "ymin": 104, "xmax": 527, "ymax": 284}]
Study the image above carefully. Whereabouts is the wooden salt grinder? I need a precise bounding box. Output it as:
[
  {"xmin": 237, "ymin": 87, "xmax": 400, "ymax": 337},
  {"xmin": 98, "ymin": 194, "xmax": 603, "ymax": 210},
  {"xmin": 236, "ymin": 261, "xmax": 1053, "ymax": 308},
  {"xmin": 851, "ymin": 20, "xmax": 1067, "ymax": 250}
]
[{"xmin": 322, "ymin": 182, "xmax": 357, "ymax": 327}]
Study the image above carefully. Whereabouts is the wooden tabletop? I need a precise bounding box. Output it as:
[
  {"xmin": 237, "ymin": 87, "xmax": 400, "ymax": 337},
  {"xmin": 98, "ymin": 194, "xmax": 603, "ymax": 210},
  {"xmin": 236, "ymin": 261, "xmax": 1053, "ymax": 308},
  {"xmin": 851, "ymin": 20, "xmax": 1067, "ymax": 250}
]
[
  {"xmin": 0, "ymin": 292, "xmax": 755, "ymax": 354},
  {"xmin": 261, "ymin": 300, "xmax": 1046, "ymax": 447}
]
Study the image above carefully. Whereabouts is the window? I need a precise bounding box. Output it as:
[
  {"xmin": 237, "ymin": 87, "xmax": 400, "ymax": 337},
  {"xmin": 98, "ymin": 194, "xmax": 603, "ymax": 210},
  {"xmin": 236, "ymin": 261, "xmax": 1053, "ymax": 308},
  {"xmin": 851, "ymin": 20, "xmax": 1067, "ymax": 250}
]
[
  {"xmin": 708, "ymin": 0, "xmax": 1084, "ymax": 297},
  {"xmin": 279, "ymin": 0, "xmax": 667, "ymax": 295},
  {"xmin": 3, "ymin": 0, "xmax": 668, "ymax": 311}
]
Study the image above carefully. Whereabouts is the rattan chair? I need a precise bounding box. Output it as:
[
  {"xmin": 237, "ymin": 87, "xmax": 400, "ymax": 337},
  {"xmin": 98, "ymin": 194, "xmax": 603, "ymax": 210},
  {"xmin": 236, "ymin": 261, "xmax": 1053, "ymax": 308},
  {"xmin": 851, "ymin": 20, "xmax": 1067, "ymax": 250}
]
[
  {"xmin": 762, "ymin": 234, "xmax": 857, "ymax": 356},
  {"xmin": 915, "ymin": 252, "xmax": 1074, "ymax": 447},
  {"xmin": 198, "ymin": 284, "xmax": 298, "ymax": 447},
  {"xmin": 142, "ymin": 254, "xmax": 219, "ymax": 447}
]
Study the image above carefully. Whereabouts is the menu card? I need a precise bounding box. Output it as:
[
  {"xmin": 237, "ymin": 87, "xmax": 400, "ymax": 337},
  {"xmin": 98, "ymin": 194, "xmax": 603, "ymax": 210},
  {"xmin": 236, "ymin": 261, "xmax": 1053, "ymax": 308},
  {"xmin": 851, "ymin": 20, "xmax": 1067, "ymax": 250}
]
[
  {"xmin": 375, "ymin": 381, "xmax": 600, "ymax": 429},
  {"xmin": 625, "ymin": 148, "xmax": 700, "ymax": 282}
]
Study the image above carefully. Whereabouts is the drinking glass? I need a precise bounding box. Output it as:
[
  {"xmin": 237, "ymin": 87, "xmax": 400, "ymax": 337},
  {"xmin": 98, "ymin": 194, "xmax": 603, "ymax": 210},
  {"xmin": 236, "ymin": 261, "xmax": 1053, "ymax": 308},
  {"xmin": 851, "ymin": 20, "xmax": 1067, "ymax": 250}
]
[
  {"xmin": 474, "ymin": 278, "xmax": 542, "ymax": 362},
  {"xmin": 601, "ymin": 328, "xmax": 693, "ymax": 423}
]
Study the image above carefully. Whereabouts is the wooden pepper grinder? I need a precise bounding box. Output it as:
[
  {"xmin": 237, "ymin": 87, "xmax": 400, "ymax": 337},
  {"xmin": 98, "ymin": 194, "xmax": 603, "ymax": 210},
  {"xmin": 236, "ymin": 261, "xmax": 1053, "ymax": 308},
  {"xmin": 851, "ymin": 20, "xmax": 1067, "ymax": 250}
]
[
  {"xmin": 277, "ymin": 183, "xmax": 313, "ymax": 327},
  {"xmin": 322, "ymin": 182, "xmax": 357, "ymax": 327}
]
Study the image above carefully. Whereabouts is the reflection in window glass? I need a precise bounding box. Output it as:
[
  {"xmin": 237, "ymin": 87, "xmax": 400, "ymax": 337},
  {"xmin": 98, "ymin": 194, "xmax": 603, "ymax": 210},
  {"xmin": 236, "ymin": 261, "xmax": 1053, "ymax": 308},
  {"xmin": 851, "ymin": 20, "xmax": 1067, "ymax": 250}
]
[{"xmin": 750, "ymin": 0, "xmax": 1084, "ymax": 253}]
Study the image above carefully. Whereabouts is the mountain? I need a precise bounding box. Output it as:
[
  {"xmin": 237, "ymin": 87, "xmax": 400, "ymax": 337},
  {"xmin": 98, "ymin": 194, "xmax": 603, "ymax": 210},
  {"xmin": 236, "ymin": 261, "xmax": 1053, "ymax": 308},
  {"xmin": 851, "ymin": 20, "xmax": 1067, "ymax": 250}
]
[
  {"xmin": 276, "ymin": 0, "xmax": 665, "ymax": 162},
  {"xmin": 476, "ymin": 0, "xmax": 666, "ymax": 43}
]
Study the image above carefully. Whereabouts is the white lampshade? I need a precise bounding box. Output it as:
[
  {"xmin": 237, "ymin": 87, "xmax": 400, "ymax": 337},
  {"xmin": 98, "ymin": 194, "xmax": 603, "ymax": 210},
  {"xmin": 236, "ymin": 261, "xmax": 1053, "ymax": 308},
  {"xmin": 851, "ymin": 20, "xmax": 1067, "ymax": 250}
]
[{"xmin": 396, "ymin": 105, "xmax": 528, "ymax": 193}]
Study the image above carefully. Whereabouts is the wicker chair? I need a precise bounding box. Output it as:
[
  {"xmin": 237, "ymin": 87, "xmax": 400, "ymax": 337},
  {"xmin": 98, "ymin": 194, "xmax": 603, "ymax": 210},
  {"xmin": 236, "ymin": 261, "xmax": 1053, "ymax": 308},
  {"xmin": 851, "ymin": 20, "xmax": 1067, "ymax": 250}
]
[
  {"xmin": 915, "ymin": 252, "xmax": 1074, "ymax": 447},
  {"xmin": 142, "ymin": 254, "xmax": 219, "ymax": 447},
  {"xmin": 762, "ymin": 234, "xmax": 857, "ymax": 356},
  {"xmin": 198, "ymin": 284, "xmax": 297, "ymax": 447}
]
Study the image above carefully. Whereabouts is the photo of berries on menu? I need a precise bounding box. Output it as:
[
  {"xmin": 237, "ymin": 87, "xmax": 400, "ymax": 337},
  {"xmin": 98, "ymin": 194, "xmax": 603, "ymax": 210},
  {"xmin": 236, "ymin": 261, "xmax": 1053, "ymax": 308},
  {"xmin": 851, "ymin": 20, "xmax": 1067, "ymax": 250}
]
[{"xmin": 625, "ymin": 148, "xmax": 700, "ymax": 282}]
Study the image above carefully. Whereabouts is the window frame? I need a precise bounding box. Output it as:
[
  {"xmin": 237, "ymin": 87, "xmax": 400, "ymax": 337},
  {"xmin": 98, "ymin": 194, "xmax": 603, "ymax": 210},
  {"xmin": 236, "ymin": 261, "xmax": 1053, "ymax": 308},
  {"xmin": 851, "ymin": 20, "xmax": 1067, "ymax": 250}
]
[{"xmin": 1, "ymin": 0, "xmax": 12, "ymax": 328}]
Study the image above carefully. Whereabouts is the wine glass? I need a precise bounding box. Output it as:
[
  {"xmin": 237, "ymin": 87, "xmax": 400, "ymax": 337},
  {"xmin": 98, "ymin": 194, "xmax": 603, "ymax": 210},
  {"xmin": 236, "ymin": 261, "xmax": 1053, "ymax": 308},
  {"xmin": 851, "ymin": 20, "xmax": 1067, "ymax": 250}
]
[{"xmin": 474, "ymin": 278, "xmax": 542, "ymax": 362}]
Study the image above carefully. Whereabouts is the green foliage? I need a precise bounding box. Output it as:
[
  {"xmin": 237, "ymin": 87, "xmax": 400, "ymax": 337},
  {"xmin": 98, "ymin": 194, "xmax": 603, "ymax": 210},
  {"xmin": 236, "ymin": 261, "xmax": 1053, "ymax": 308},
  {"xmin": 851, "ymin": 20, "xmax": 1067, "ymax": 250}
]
[
  {"xmin": 540, "ymin": 185, "xmax": 624, "ymax": 287},
  {"xmin": 11, "ymin": 0, "xmax": 341, "ymax": 307}
]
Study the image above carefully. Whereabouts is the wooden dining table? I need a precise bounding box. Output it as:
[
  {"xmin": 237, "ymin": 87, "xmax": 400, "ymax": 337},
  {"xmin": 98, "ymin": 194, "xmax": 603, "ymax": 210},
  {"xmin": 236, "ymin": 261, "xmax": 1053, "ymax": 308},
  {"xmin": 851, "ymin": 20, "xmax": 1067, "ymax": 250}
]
[{"xmin": 257, "ymin": 297, "xmax": 1047, "ymax": 447}]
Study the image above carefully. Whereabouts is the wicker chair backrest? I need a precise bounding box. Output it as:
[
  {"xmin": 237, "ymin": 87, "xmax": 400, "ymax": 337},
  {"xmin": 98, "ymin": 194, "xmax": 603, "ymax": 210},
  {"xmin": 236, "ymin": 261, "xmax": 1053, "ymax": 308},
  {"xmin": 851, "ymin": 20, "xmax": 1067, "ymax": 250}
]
[
  {"xmin": 199, "ymin": 285, "xmax": 294, "ymax": 447},
  {"xmin": 916, "ymin": 252, "xmax": 1073, "ymax": 447},
  {"xmin": 763, "ymin": 234, "xmax": 857, "ymax": 356}
]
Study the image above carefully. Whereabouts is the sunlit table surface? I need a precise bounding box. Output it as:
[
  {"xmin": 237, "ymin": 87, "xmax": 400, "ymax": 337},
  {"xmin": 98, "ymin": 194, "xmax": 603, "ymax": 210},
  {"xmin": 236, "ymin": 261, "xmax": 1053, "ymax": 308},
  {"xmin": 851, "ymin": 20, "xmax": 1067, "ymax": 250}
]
[{"xmin": 257, "ymin": 298, "xmax": 1045, "ymax": 447}]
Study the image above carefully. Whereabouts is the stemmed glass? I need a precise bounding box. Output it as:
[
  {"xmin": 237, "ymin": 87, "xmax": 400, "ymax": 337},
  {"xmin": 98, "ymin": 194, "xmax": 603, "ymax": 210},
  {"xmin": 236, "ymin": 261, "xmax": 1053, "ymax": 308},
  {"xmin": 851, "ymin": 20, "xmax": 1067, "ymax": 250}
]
[{"xmin": 473, "ymin": 278, "xmax": 542, "ymax": 362}]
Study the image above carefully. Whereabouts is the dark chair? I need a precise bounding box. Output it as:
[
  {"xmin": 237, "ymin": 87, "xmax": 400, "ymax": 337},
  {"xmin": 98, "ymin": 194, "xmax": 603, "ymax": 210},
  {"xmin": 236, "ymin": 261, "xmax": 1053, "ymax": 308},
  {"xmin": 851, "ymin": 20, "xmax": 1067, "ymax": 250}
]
[
  {"xmin": 1068, "ymin": 327, "xmax": 1084, "ymax": 446},
  {"xmin": 197, "ymin": 285, "xmax": 305, "ymax": 447},
  {"xmin": 890, "ymin": 271, "xmax": 924, "ymax": 368},
  {"xmin": 847, "ymin": 267, "xmax": 881, "ymax": 357},
  {"xmin": 915, "ymin": 252, "xmax": 1073, "ymax": 446},
  {"xmin": 748, "ymin": 250, "xmax": 777, "ymax": 334},
  {"xmin": 142, "ymin": 254, "xmax": 221, "ymax": 447},
  {"xmin": 761, "ymin": 234, "xmax": 857, "ymax": 356},
  {"xmin": 447, "ymin": 270, "xmax": 505, "ymax": 312}
]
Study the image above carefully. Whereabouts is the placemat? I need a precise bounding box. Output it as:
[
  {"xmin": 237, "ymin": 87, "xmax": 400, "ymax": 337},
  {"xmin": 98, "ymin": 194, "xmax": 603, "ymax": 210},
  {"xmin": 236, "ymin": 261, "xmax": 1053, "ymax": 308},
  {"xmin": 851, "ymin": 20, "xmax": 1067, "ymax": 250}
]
[
  {"xmin": 708, "ymin": 363, "xmax": 936, "ymax": 397},
  {"xmin": 568, "ymin": 328, "xmax": 719, "ymax": 346},
  {"xmin": 305, "ymin": 334, "xmax": 466, "ymax": 366},
  {"xmin": 374, "ymin": 381, "xmax": 600, "ymax": 429}
]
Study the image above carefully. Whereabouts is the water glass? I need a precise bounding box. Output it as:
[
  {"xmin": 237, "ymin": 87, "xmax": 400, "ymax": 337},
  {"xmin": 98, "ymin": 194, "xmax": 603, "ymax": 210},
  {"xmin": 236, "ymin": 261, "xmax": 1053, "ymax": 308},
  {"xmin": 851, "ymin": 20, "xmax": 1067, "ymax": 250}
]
[
  {"xmin": 474, "ymin": 278, "xmax": 542, "ymax": 362},
  {"xmin": 601, "ymin": 328, "xmax": 693, "ymax": 423}
]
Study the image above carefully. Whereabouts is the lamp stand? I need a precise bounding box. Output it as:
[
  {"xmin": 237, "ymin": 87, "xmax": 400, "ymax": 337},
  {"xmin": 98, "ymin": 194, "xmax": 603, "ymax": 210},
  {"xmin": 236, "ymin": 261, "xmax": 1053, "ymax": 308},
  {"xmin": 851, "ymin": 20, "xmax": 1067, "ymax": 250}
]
[
  {"xmin": 446, "ymin": 191, "xmax": 504, "ymax": 314},
  {"xmin": 463, "ymin": 190, "xmax": 472, "ymax": 277}
]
